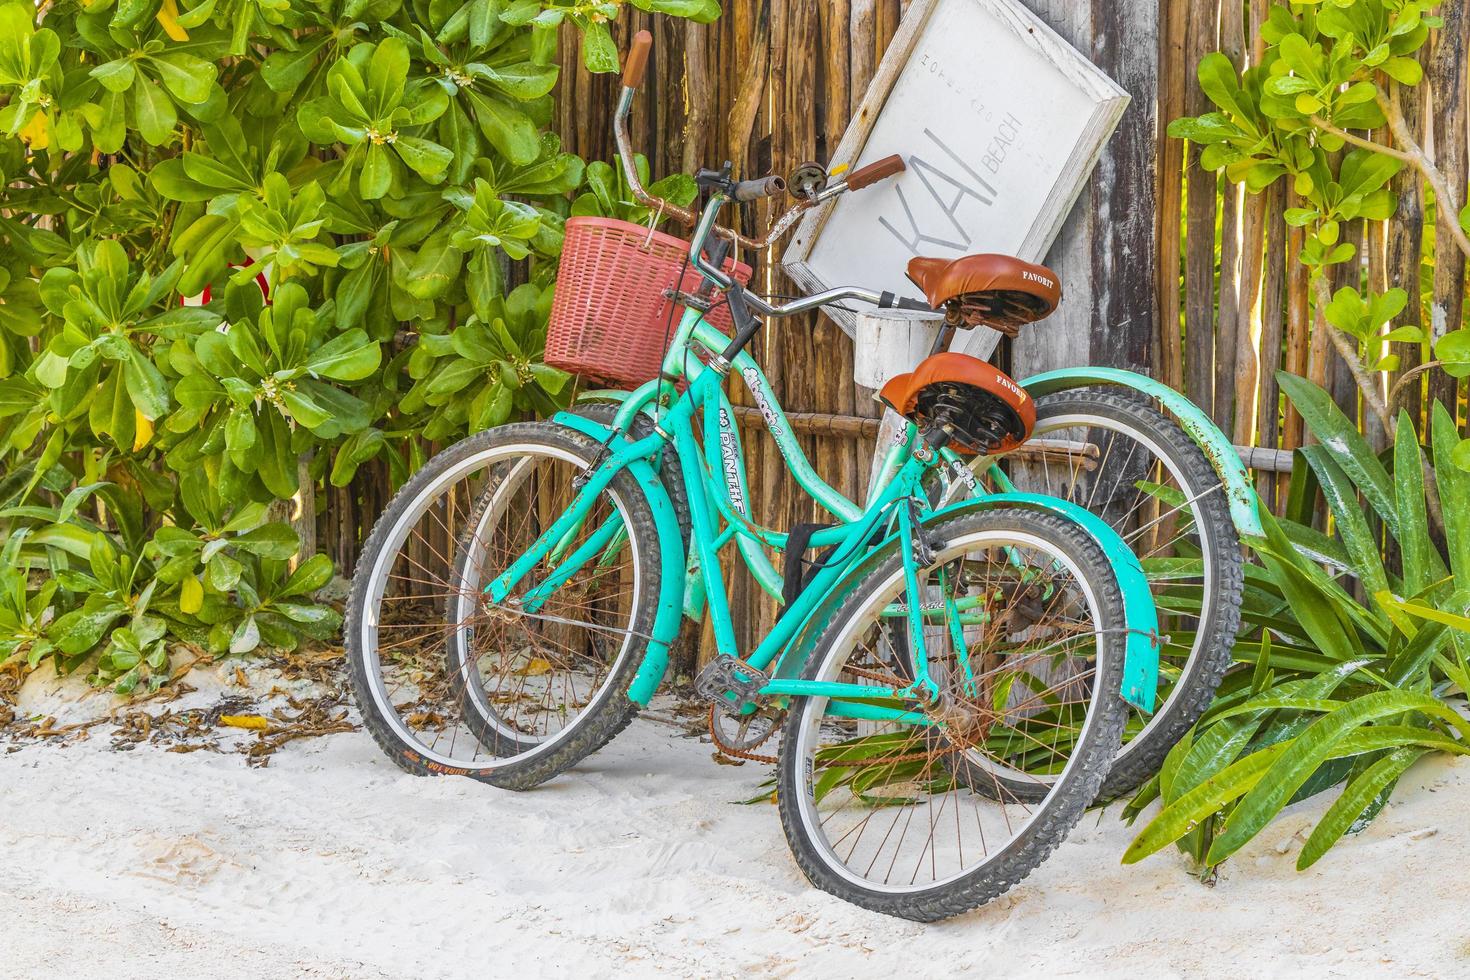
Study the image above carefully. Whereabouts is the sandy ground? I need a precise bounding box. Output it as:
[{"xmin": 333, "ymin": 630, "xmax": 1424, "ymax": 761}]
[{"xmin": 3, "ymin": 667, "xmax": 1468, "ymax": 980}]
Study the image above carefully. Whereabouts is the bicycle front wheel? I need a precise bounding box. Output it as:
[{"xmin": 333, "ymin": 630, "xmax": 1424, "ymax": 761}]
[
  {"xmin": 346, "ymin": 421, "xmax": 663, "ymax": 790},
  {"xmin": 776, "ymin": 508, "xmax": 1128, "ymax": 921}
]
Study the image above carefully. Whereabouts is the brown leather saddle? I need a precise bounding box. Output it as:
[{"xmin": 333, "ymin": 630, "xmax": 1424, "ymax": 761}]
[
  {"xmin": 906, "ymin": 254, "xmax": 1062, "ymax": 338},
  {"xmin": 879, "ymin": 352, "xmax": 1035, "ymax": 455}
]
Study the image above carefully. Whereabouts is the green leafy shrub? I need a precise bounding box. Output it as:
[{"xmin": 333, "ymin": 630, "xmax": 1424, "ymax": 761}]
[
  {"xmin": 1169, "ymin": 0, "xmax": 1470, "ymax": 452},
  {"xmin": 0, "ymin": 0, "xmax": 716, "ymax": 690}
]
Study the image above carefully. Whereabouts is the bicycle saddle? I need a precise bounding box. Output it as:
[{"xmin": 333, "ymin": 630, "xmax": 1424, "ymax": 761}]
[
  {"xmin": 879, "ymin": 352, "xmax": 1035, "ymax": 455},
  {"xmin": 905, "ymin": 254, "xmax": 1062, "ymax": 337}
]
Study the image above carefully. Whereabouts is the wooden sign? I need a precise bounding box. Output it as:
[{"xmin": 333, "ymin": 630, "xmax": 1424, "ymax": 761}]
[{"xmin": 782, "ymin": 0, "xmax": 1130, "ymax": 360}]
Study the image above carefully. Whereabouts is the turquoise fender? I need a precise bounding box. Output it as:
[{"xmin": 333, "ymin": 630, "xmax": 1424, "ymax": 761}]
[
  {"xmin": 553, "ymin": 412, "xmax": 687, "ymax": 706},
  {"xmin": 774, "ymin": 493, "xmax": 1161, "ymax": 713},
  {"xmin": 1022, "ymin": 367, "xmax": 1264, "ymax": 538},
  {"xmin": 937, "ymin": 494, "xmax": 1161, "ymax": 712}
]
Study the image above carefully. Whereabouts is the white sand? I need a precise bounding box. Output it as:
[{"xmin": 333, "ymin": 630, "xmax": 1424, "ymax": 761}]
[{"xmin": 3, "ymin": 668, "xmax": 1467, "ymax": 979}]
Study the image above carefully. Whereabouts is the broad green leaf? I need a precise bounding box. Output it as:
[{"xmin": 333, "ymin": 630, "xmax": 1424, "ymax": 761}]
[
  {"xmin": 149, "ymin": 53, "xmax": 217, "ymax": 104},
  {"xmin": 1299, "ymin": 447, "xmax": 1390, "ymax": 610},
  {"xmin": 366, "ymin": 37, "xmax": 409, "ymax": 118},
  {"xmin": 581, "ymin": 23, "xmax": 619, "ymax": 74},
  {"xmin": 133, "ymin": 76, "xmax": 177, "ymax": 145},
  {"xmin": 361, "ymin": 142, "xmax": 394, "ymax": 199},
  {"xmin": 393, "ymin": 135, "xmax": 452, "ymax": 180},
  {"xmin": 281, "ymin": 553, "xmax": 333, "ymax": 597},
  {"xmin": 1434, "ymin": 329, "xmax": 1470, "ymax": 378},
  {"xmin": 403, "ymin": 235, "xmax": 462, "ymax": 300},
  {"xmin": 1382, "ymin": 57, "xmax": 1424, "ymax": 86},
  {"xmin": 1394, "ymin": 410, "xmax": 1438, "ymax": 595},
  {"xmin": 305, "ymin": 329, "xmax": 381, "ymax": 381},
  {"xmin": 124, "ymin": 347, "xmax": 171, "ymax": 420},
  {"xmin": 280, "ymin": 387, "xmax": 331, "ymax": 429},
  {"xmin": 234, "ymin": 523, "xmax": 299, "ymax": 559},
  {"xmin": 1433, "ymin": 403, "xmax": 1470, "ymax": 587},
  {"xmin": 1278, "ymin": 372, "xmax": 1397, "ymax": 533},
  {"xmin": 1123, "ymin": 741, "xmax": 1290, "ymax": 863},
  {"xmin": 465, "ymin": 88, "xmax": 540, "ymax": 165},
  {"xmin": 1255, "ymin": 515, "xmax": 1364, "ymax": 662},
  {"xmin": 1338, "ymin": 149, "xmax": 1404, "ymax": 202},
  {"xmin": 90, "ymin": 58, "xmax": 137, "ymax": 93},
  {"xmin": 49, "ymin": 597, "xmax": 129, "ymax": 655},
  {"xmin": 229, "ymin": 613, "xmax": 260, "ymax": 654}
]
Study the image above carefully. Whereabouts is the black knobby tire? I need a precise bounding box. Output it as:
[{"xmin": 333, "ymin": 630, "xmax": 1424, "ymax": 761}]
[
  {"xmin": 775, "ymin": 508, "xmax": 1129, "ymax": 921},
  {"xmin": 1029, "ymin": 389, "xmax": 1243, "ymax": 799},
  {"xmin": 346, "ymin": 420, "xmax": 663, "ymax": 791}
]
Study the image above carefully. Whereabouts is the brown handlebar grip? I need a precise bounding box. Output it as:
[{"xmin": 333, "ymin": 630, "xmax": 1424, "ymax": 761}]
[
  {"xmin": 623, "ymin": 30, "xmax": 653, "ymax": 89},
  {"xmin": 845, "ymin": 154, "xmax": 906, "ymax": 191}
]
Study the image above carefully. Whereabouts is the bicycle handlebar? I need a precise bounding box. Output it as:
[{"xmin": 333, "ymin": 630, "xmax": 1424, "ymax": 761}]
[
  {"xmin": 732, "ymin": 174, "xmax": 787, "ymax": 202},
  {"xmin": 846, "ymin": 154, "xmax": 906, "ymax": 191},
  {"xmin": 623, "ymin": 29, "xmax": 653, "ymax": 88}
]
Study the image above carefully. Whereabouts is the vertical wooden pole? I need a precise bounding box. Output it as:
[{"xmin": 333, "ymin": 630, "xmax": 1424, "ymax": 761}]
[
  {"xmin": 851, "ymin": 0, "xmax": 879, "ymax": 111},
  {"xmin": 682, "ymin": 20, "xmax": 712, "ymax": 176},
  {"xmin": 1283, "ymin": 186, "xmax": 1311, "ymax": 453},
  {"xmin": 1365, "ymin": 164, "xmax": 1391, "ymax": 451},
  {"xmin": 1331, "ymin": 217, "xmax": 1367, "ymax": 420},
  {"xmin": 1232, "ymin": 0, "xmax": 1273, "ymax": 446},
  {"xmin": 1255, "ymin": 182, "xmax": 1287, "ymax": 508},
  {"xmin": 1013, "ymin": 1, "xmax": 1096, "ymax": 379},
  {"xmin": 725, "ymin": 3, "xmax": 769, "ymax": 175},
  {"xmin": 1387, "ymin": 82, "xmax": 1426, "ymax": 430},
  {"xmin": 1157, "ymin": 0, "xmax": 1188, "ymax": 392},
  {"xmin": 1184, "ymin": 0, "xmax": 1219, "ymax": 417},
  {"xmin": 1214, "ymin": 0, "xmax": 1246, "ymax": 432},
  {"xmin": 1428, "ymin": 3, "xmax": 1468, "ymax": 421},
  {"xmin": 1089, "ymin": 0, "xmax": 1160, "ymax": 374}
]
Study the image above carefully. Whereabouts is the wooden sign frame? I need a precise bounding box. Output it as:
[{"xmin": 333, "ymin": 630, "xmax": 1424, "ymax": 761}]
[{"xmin": 781, "ymin": 0, "xmax": 1131, "ymax": 340}]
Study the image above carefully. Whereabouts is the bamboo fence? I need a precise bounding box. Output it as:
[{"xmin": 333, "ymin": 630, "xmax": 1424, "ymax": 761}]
[{"xmin": 320, "ymin": 0, "xmax": 1470, "ymax": 668}]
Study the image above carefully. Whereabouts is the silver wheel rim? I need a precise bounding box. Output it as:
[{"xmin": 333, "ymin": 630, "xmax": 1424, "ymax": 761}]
[
  {"xmin": 790, "ymin": 527, "xmax": 1108, "ymax": 895},
  {"xmin": 358, "ymin": 440, "xmax": 643, "ymax": 770}
]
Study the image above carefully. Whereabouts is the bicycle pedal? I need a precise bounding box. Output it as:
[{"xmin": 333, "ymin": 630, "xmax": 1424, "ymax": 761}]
[{"xmin": 695, "ymin": 654, "xmax": 771, "ymax": 715}]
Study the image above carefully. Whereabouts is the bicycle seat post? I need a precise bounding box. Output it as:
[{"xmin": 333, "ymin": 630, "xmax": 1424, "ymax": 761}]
[{"xmin": 927, "ymin": 304, "xmax": 965, "ymax": 358}]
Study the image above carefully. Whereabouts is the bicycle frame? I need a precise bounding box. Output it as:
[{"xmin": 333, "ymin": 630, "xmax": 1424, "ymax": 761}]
[{"xmin": 486, "ymin": 288, "xmax": 1162, "ymax": 719}]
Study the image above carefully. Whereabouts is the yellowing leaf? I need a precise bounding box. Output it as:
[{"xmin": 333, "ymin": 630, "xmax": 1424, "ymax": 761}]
[
  {"xmin": 179, "ymin": 574, "xmax": 204, "ymax": 614},
  {"xmin": 220, "ymin": 714, "xmax": 270, "ymax": 731},
  {"xmin": 133, "ymin": 409, "xmax": 154, "ymax": 450},
  {"xmin": 518, "ymin": 657, "xmax": 552, "ymax": 677},
  {"xmin": 156, "ymin": 0, "xmax": 190, "ymax": 41},
  {"xmin": 18, "ymin": 111, "xmax": 49, "ymax": 150}
]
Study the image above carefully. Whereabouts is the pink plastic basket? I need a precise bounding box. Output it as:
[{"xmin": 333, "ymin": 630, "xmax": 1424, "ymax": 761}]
[{"xmin": 546, "ymin": 217, "xmax": 753, "ymax": 389}]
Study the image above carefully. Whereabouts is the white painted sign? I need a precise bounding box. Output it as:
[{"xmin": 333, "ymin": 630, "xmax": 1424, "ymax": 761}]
[{"xmin": 782, "ymin": 0, "xmax": 1129, "ymax": 361}]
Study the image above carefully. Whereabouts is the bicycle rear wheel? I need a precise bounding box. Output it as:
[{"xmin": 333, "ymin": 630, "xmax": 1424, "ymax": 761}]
[
  {"xmin": 957, "ymin": 389, "xmax": 1242, "ymax": 798},
  {"xmin": 346, "ymin": 421, "xmax": 662, "ymax": 789},
  {"xmin": 776, "ymin": 508, "xmax": 1128, "ymax": 921}
]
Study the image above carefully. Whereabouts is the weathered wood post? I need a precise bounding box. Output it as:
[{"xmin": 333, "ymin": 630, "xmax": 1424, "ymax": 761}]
[
  {"xmin": 852, "ymin": 309, "xmax": 944, "ymax": 499},
  {"xmin": 1011, "ymin": 1, "xmax": 1161, "ymax": 382}
]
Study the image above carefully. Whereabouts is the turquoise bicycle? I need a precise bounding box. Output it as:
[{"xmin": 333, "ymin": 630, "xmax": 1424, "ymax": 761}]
[{"xmin": 348, "ymin": 32, "xmax": 1169, "ymax": 920}]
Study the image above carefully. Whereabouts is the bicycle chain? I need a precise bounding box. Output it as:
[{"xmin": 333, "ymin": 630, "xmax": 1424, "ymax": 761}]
[
  {"xmin": 705, "ymin": 703, "xmax": 962, "ymax": 769},
  {"xmin": 707, "ymin": 706, "xmax": 781, "ymax": 764}
]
